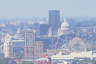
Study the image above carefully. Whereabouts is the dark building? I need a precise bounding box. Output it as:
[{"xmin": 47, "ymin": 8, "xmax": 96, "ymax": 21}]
[
  {"xmin": 48, "ymin": 10, "xmax": 61, "ymax": 35},
  {"xmin": 39, "ymin": 24, "xmax": 50, "ymax": 36},
  {"xmin": 31, "ymin": 23, "xmax": 40, "ymax": 35}
]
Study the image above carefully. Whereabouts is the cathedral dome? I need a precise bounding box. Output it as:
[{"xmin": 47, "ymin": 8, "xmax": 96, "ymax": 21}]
[
  {"xmin": 61, "ymin": 19, "xmax": 69, "ymax": 28},
  {"xmin": 61, "ymin": 18, "xmax": 69, "ymax": 31}
]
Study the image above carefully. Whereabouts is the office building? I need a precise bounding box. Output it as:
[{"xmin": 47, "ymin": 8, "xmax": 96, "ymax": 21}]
[
  {"xmin": 22, "ymin": 29, "xmax": 36, "ymax": 57},
  {"xmin": 39, "ymin": 24, "xmax": 50, "ymax": 36},
  {"xmin": 22, "ymin": 29, "xmax": 36, "ymax": 46},
  {"xmin": 24, "ymin": 41, "xmax": 45, "ymax": 58},
  {"xmin": 48, "ymin": 10, "xmax": 61, "ymax": 35}
]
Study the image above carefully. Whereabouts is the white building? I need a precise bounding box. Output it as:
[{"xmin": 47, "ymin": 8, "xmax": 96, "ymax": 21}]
[
  {"xmin": 51, "ymin": 51, "xmax": 96, "ymax": 64},
  {"xmin": 58, "ymin": 18, "xmax": 70, "ymax": 36},
  {"xmin": 3, "ymin": 34, "xmax": 12, "ymax": 57}
]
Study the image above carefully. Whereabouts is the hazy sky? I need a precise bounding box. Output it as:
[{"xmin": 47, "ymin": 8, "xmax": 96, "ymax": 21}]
[{"xmin": 0, "ymin": 0, "xmax": 96, "ymax": 19}]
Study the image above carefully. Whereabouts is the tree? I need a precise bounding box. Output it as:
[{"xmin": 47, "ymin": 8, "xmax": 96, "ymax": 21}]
[
  {"xmin": 10, "ymin": 61, "xmax": 17, "ymax": 64},
  {"xmin": 14, "ymin": 47, "xmax": 24, "ymax": 63},
  {"xmin": 22, "ymin": 61, "xmax": 34, "ymax": 64},
  {"xmin": 0, "ymin": 58, "xmax": 14, "ymax": 64},
  {"xmin": 14, "ymin": 47, "xmax": 24, "ymax": 59}
]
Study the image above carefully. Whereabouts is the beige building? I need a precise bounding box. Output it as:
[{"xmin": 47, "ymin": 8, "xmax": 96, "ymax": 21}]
[
  {"xmin": 24, "ymin": 41, "xmax": 45, "ymax": 58},
  {"xmin": 3, "ymin": 34, "xmax": 12, "ymax": 57}
]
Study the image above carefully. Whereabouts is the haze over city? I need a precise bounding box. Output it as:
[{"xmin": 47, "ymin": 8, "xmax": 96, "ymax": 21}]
[
  {"xmin": 0, "ymin": 0, "xmax": 96, "ymax": 64},
  {"xmin": 0, "ymin": 0, "xmax": 96, "ymax": 19}
]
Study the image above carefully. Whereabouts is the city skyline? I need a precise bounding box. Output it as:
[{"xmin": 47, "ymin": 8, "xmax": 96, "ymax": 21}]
[
  {"xmin": 0, "ymin": 0, "xmax": 96, "ymax": 64},
  {"xmin": 0, "ymin": 0, "xmax": 96, "ymax": 19}
]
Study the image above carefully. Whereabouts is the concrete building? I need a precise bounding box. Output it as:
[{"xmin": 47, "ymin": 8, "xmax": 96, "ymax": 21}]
[
  {"xmin": 11, "ymin": 39, "xmax": 25, "ymax": 58},
  {"xmin": 51, "ymin": 51, "xmax": 96, "ymax": 64},
  {"xmin": 47, "ymin": 49, "xmax": 71, "ymax": 57},
  {"xmin": 24, "ymin": 41, "xmax": 45, "ymax": 58},
  {"xmin": 48, "ymin": 10, "xmax": 61, "ymax": 35},
  {"xmin": 22, "ymin": 29, "xmax": 36, "ymax": 46},
  {"xmin": 3, "ymin": 28, "xmax": 25, "ymax": 58},
  {"xmin": 39, "ymin": 24, "xmax": 50, "ymax": 36},
  {"xmin": 22, "ymin": 29, "xmax": 36, "ymax": 58},
  {"xmin": 3, "ymin": 34, "xmax": 12, "ymax": 57}
]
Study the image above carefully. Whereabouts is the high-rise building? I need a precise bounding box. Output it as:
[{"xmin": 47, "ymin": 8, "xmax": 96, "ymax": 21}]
[
  {"xmin": 27, "ymin": 41, "xmax": 45, "ymax": 58},
  {"xmin": 22, "ymin": 29, "xmax": 36, "ymax": 57},
  {"xmin": 22, "ymin": 29, "xmax": 36, "ymax": 46},
  {"xmin": 48, "ymin": 10, "xmax": 61, "ymax": 35}
]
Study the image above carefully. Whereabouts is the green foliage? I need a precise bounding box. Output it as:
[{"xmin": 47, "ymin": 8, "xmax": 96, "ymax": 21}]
[
  {"xmin": 14, "ymin": 47, "xmax": 24, "ymax": 59},
  {"xmin": 21, "ymin": 61, "xmax": 34, "ymax": 64},
  {"xmin": 0, "ymin": 58, "xmax": 9, "ymax": 64},
  {"xmin": 0, "ymin": 58, "xmax": 17, "ymax": 64}
]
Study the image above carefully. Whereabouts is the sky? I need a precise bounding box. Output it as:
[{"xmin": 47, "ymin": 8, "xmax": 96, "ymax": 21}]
[{"xmin": 0, "ymin": 0, "xmax": 96, "ymax": 19}]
